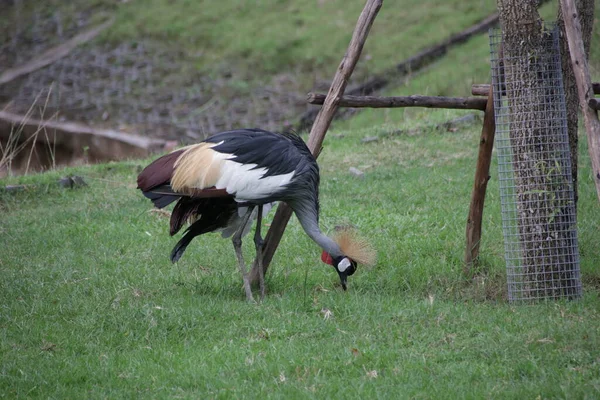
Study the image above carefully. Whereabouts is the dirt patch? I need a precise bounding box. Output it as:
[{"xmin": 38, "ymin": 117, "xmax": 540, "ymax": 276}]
[{"xmin": 1, "ymin": 40, "xmax": 311, "ymax": 163}]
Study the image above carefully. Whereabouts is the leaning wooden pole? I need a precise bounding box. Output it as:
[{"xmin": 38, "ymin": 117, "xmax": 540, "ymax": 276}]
[
  {"xmin": 560, "ymin": 0, "xmax": 600, "ymax": 202},
  {"xmin": 249, "ymin": 0, "xmax": 384, "ymax": 284},
  {"xmin": 464, "ymin": 85, "xmax": 496, "ymax": 274}
]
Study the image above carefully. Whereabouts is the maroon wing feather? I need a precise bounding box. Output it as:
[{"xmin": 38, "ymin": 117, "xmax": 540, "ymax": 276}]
[{"xmin": 137, "ymin": 149, "xmax": 185, "ymax": 192}]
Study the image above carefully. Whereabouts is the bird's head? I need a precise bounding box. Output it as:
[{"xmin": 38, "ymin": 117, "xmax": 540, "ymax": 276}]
[
  {"xmin": 321, "ymin": 253, "xmax": 357, "ymax": 290},
  {"xmin": 320, "ymin": 227, "xmax": 376, "ymax": 291}
]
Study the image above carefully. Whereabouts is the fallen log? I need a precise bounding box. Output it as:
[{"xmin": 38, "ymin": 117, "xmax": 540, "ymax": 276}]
[
  {"xmin": 0, "ymin": 110, "xmax": 174, "ymax": 163},
  {"xmin": 307, "ymin": 92, "xmax": 487, "ymax": 110}
]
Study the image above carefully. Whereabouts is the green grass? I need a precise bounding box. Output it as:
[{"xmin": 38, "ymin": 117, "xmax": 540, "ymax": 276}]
[
  {"xmin": 103, "ymin": 0, "xmax": 497, "ymax": 76},
  {"xmin": 3, "ymin": 0, "xmax": 600, "ymax": 398},
  {"xmin": 1, "ymin": 0, "xmax": 498, "ymax": 87},
  {"xmin": 336, "ymin": 0, "xmax": 600, "ymax": 132},
  {"xmin": 2, "ymin": 122, "xmax": 600, "ymax": 398}
]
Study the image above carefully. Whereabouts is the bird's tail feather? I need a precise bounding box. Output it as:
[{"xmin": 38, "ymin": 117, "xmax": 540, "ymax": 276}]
[
  {"xmin": 169, "ymin": 221, "xmax": 221, "ymax": 263},
  {"xmin": 169, "ymin": 201, "xmax": 236, "ymax": 262},
  {"xmin": 170, "ymin": 229, "xmax": 196, "ymax": 263},
  {"xmin": 142, "ymin": 185, "xmax": 182, "ymax": 209},
  {"xmin": 170, "ymin": 197, "xmax": 203, "ymax": 235}
]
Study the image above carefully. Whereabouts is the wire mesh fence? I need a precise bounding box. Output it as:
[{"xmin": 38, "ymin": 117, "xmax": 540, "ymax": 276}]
[{"xmin": 490, "ymin": 24, "xmax": 582, "ymax": 302}]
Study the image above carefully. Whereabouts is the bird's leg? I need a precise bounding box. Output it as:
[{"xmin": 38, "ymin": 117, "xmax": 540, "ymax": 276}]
[
  {"xmin": 254, "ymin": 205, "xmax": 266, "ymax": 301},
  {"xmin": 232, "ymin": 206, "xmax": 255, "ymax": 303}
]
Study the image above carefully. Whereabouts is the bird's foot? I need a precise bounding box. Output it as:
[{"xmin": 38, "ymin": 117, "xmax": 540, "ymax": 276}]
[
  {"xmin": 257, "ymin": 260, "xmax": 266, "ymax": 302},
  {"xmin": 253, "ymin": 220, "xmax": 266, "ymax": 301},
  {"xmin": 242, "ymin": 276, "xmax": 255, "ymax": 303},
  {"xmin": 252, "ymin": 244, "xmax": 266, "ymax": 301}
]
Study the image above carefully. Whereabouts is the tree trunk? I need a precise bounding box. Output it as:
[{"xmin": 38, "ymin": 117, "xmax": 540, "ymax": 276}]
[
  {"xmin": 557, "ymin": 0, "xmax": 595, "ymax": 203},
  {"xmin": 496, "ymin": 0, "xmax": 580, "ymax": 299}
]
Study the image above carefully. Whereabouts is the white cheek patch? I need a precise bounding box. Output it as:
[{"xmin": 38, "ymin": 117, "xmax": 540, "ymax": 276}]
[{"xmin": 337, "ymin": 258, "xmax": 352, "ymax": 273}]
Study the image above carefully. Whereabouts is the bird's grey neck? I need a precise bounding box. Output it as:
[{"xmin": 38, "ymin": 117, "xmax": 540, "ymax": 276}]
[{"xmin": 292, "ymin": 201, "xmax": 343, "ymax": 258}]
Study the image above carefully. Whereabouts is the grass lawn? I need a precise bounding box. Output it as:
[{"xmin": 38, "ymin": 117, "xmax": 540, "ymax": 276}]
[
  {"xmin": 2, "ymin": 120, "xmax": 599, "ymax": 398},
  {"xmin": 0, "ymin": 0, "xmax": 500, "ymax": 82},
  {"xmin": 2, "ymin": 0, "xmax": 600, "ymax": 398}
]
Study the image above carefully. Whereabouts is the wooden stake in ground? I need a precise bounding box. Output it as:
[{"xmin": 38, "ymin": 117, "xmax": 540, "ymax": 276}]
[
  {"xmin": 560, "ymin": 0, "xmax": 600, "ymax": 202},
  {"xmin": 249, "ymin": 0, "xmax": 384, "ymax": 285},
  {"xmin": 464, "ymin": 85, "xmax": 496, "ymax": 274}
]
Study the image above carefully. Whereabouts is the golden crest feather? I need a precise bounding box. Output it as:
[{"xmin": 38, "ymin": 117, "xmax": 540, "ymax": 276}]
[{"xmin": 332, "ymin": 227, "xmax": 376, "ymax": 266}]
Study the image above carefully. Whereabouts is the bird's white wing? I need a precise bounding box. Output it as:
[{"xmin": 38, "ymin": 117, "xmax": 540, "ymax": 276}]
[{"xmin": 215, "ymin": 159, "xmax": 294, "ymax": 201}]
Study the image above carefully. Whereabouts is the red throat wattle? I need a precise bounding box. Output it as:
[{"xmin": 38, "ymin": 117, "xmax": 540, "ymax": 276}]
[{"xmin": 321, "ymin": 251, "xmax": 333, "ymax": 265}]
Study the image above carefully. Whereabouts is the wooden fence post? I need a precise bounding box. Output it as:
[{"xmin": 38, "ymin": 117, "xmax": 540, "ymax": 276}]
[
  {"xmin": 464, "ymin": 86, "xmax": 495, "ymax": 274},
  {"xmin": 560, "ymin": 0, "xmax": 600, "ymax": 202}
]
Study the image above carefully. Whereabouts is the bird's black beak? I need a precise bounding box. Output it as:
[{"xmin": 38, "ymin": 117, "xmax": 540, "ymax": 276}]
[{"xmin": 338, "ymin": 271, "xmax": 348, "ymax": 291}]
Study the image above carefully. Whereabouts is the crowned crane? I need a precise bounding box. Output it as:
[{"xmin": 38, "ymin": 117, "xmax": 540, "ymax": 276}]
[{"xmin": 137, "ymin": 128, "xmax": 375, "ymax": 302}]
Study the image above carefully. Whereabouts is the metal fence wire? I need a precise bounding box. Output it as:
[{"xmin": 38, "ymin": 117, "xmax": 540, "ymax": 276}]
[{"xmin": 489, "ymin": 24, "xmax": 582, "ymax": 302}]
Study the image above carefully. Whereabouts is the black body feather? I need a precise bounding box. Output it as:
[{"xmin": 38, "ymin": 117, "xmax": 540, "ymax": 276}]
[
  {"xmin": 170, "ymin": 197, "xmax": 238, "ymax": 263},
  {"xmin": 207, "ymin": 129, "xmax": 316, "ymax": 178},
  {"xmin": 206, "ymin": 129, "xmax": 320, "ymax": 209},
  {"xmin": 138, "ymin": 128, "xmax": 320, "ymax": 262},
  {"xmin": 141, "ymin": 184, "xmax": 182, "ymax": 209}
]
